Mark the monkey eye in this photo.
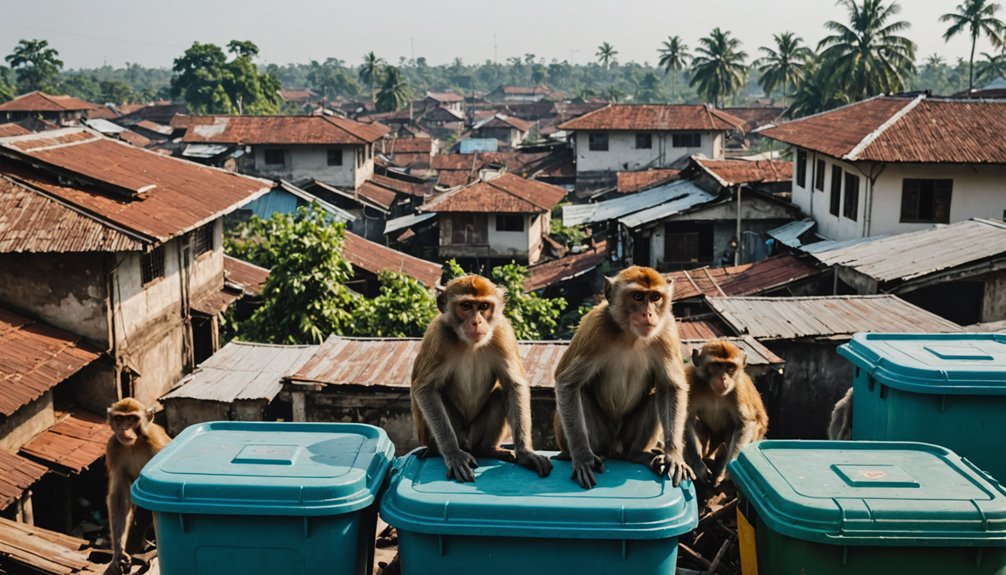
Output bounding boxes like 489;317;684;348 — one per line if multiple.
631;292;645;301
725;365;737;374
648;292;662;302
478;302;490;311
460;301;473;311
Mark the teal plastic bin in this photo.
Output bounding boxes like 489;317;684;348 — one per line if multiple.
729;440;1006;575
131;422;394;575
380;450;697;575
838;332;1006;481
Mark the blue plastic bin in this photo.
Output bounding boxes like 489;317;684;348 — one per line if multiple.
131;422;394;575
380;450;698;575
838;332;1006;481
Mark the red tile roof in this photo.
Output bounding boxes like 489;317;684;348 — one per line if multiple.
692;158;793;187
0;124;31;137
525;243;607;292
759;96;1006;164
224;255;269;296
180;115;390;145
559;104;747;132
0;451;48;510
616;169;681;193
0;91;99;113
0;307;102;417
20;410;111;473
0;128;271;243
343;231;442;287
422;172;566;213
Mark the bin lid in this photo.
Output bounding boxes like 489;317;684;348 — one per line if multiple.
379;450;697;540
131;422;394;516
728;440;1006;546
838;333;1006;395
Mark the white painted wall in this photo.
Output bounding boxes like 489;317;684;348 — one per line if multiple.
251;144;374;189
573;131;721;173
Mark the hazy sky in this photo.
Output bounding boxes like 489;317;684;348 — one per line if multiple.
0;1;994;70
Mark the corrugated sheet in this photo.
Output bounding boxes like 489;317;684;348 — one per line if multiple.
0;516;102;574
190;286;242;316
768;218;815;248
20;410;111;474
707;295;962;341
0;307;102;417
616;169;680;193
618;185;719;228
719;255;822;297
370;174;431;198
0;451;48;510
565;180;709;226
164;341;319;402
559;104;746;132
677;318;733;340
667;265;751;301
525;244;607;292
384;212;437;235
81;118;124;135
422;172;566;214
343;231;442;287
0;91;98;112
693;158;792;187
224;255;269;296
0;123;32;137
355;180;399;210
809;218;1006;283
180;115;389;145
271;180;356;222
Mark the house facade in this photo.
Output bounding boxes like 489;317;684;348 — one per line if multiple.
0;91;99;126
470;114;533;148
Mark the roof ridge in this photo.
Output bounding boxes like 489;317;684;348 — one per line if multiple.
320;115;367;144
845;94;925;161
757;94;890;134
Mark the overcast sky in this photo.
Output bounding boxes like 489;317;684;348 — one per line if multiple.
0;1;994;70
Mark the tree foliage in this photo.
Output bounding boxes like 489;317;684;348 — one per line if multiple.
355;271;438;337
376;65;410;112
359;51;386;105
690;28;748;106
6;39;63;93
755;32;813;104
596;42;618;69
170;40;280;114
941;0;1004;92
657;35;690;101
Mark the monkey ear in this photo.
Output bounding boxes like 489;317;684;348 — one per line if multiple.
739;350;748;368
436;290;448;313
691;348;701;365
603;277;614;301
145;408;155;423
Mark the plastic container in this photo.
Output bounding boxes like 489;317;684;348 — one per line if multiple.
380;449;698;574
131;421;394;575
729;440;1006;575
838;332;1006;481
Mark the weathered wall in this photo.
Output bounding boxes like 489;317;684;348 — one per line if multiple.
163;398;269;436
250;144;374;189
760;340;853;439
70;361;117;414
574;130;721;173
981;270;1006;323
0;392;55;452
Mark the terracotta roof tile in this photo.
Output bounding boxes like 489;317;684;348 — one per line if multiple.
422;172;566;213
0;451;48;510
616;169;681;193
180;115;389;145
559;104;747;132
692;158;793;186
343;231;441;287
224;255;269;296
20;410;111;473
0;91;99;113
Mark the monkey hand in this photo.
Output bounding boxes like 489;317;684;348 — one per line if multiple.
652;450;696;487
516;448;553;477
443;450;479;482
571;451;605;489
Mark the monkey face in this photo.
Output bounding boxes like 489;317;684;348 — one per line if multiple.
455;299;494;345
627;290;666;339
707;363;737;395
111;413;142;446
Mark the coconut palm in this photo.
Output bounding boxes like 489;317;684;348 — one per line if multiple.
375;66;410;112
754;32;813;106
977;50;1006;83
689;28;748;107
787;63;851;118
941;0;1004;92
358;51;385;105
657;36;690;101
596;42;618;69
818;0;916;100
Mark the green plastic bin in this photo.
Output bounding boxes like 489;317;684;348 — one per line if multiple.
380;449;698;575
131;421;394;575
838;332;1006;481
729;440;1006;575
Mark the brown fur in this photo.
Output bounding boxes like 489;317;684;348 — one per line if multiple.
554;266;695;488
828;387;853;440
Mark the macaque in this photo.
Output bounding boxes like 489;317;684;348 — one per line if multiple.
828;387;853;440
411;274;552;482
554;266;694;489
684;340;768;487
105;398;170;574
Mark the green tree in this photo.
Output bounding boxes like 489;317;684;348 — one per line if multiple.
657;36;690;100
170;40;280;115
355;271;438;337
224;41;281;114
818;0;916;101
6;39;63;93
359;51;385;106
977;50;1006;82
605;84;625;103
491;262;567;340
690;28;748;106
786;62;850;118
755;32;813;105
941;0;1004;92
99;80;134;104
596;42;618;69
635;71;664;103
375;65;410;112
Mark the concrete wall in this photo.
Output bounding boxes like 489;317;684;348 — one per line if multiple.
250;144;375;189
0;392;55;452
163;398;268;436
439;213;546;263
573;130;722;173
982;271;1006;323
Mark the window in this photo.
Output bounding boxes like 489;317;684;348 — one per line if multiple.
193;223;213;256
672;133;701;148
263;148;286;166
829;165;842;216
327;148;343;166
450;214;488;244
843;172;859;221
901;179;952;223
814;159;825;191
495;214;524;232
588;133;608;151
635;133;652;149
796;149;807;188
141;246;165;285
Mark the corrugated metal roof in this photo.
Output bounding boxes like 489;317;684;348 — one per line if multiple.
384;211;437;235
190;286;242;316
677;318;734;340
180;115;389;145
616;169;681;193
719;255;822;297
271;180;356;222
617;185;718;228
768;218;815;248
81;118;124;135
0;451;48;510
525;244;607;292
0;91;98;113
224;255;269;296
0;123;32;137
163;341;319;402
0;517;103;574
422;172;566;214
0;306;102;417
808;218;1006;283
559;104;747;132
564;180;710;226
691;157;792;187
343;231;442;287
181;143;231;158
287;334;783;390
707;295;962;341
20;410;111;474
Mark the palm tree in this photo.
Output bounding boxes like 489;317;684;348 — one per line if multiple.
358;51;385;106
787;63;851;118
376;66;410;112
689;28;748;107
596;42;618;69
657;36;690;101
941;0;1004;92
818;0;916;100
977;50;1006;83
754;32;813;106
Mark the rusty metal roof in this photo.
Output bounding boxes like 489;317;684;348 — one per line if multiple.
191;286;242;316
559;104;747;132
666;255;822;301
422;172;566;213
0;306;102;417
20;410;111;474
426;92;464;102
343;231;442;287
476;114;534;132
616;169;680;193
0;91;99;113
707;295;962;341
0;517;102;574
224;255;269;296
525;244;607;292
384;137;432;154
677;317;734;340
0;123;31;137
287;334;782;390
180;114;389;145
0;451;48;510
0;128;271;244
691;157;793;187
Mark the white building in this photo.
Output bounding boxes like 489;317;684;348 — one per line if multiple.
760;95;1006;241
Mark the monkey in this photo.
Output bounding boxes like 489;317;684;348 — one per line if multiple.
411;274;552;482
105;398;170;574
553;266;695;489
684;340;768;487
828;387;853;440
